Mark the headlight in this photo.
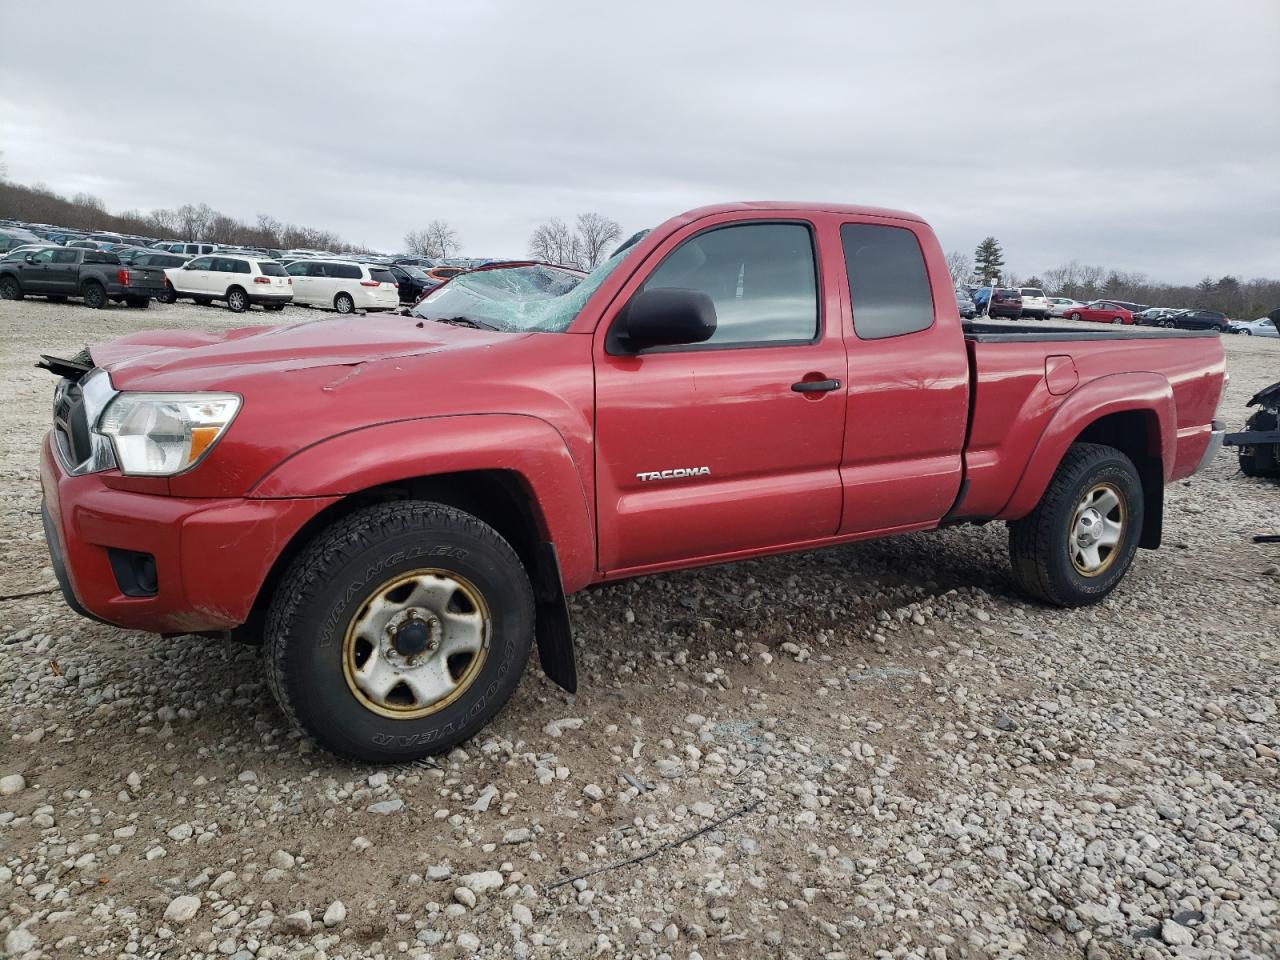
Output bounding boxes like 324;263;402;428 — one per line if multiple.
97;393;241;476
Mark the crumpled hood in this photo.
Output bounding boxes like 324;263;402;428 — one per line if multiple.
93;315;525;390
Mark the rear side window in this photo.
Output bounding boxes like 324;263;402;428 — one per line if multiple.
331;263;362;280
53;250;78;264
640;222;818;346
258;261;287;277
85;251;120;265
232;259;251;274
841;223;935;340
369;267;396;283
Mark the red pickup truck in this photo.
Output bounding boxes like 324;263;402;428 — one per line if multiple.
38;202;1227;762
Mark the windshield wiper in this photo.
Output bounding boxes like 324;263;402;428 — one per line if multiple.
427;315;499;331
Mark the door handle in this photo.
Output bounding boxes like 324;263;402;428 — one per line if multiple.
791;378;841;393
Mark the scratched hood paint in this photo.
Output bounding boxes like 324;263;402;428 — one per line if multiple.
94;315;528;389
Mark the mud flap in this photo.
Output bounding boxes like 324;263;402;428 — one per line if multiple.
532;542;577;693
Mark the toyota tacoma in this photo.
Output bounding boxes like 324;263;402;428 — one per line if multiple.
38;202;1227;762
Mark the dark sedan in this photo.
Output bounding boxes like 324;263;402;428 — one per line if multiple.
1162;309;1230;333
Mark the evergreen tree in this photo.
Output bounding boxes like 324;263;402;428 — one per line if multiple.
973;237;1005;285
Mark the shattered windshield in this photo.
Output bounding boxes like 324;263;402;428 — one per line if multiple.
409;230;649;333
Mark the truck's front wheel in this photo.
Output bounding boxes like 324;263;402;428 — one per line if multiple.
264;501;535;763
1008;443;1143;607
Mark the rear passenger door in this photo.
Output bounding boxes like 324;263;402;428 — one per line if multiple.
48;249;81;292
836;220;970;533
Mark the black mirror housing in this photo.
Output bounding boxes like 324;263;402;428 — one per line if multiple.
616;288;717;352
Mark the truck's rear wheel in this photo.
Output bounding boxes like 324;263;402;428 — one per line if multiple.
264;501;535;763
82;282;107;309
1008;443;1143;607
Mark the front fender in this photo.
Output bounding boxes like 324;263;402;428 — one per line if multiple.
248;414;596;591
998;373;1175;520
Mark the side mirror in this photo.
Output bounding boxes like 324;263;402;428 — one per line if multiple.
616;288;717;352
24;254;36;264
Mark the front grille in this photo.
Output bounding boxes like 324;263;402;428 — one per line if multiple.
51;367;116;475
53;376;93;466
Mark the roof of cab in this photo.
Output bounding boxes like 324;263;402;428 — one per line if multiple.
674;201;925;224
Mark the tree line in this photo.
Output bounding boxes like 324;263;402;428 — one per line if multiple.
950;237;1278;319
0;178;372;253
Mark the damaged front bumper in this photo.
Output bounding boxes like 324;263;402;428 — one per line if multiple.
40;432;338;633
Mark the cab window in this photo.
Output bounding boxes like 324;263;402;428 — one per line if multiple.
639;222;818;347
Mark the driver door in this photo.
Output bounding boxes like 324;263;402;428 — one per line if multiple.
592;217;847;573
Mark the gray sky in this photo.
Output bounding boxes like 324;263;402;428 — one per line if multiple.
2;0;1278;282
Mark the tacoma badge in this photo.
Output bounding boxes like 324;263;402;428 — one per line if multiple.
635;466;711;482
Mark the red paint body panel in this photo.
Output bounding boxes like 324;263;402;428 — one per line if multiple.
39;202;1227;635
41;434;337;632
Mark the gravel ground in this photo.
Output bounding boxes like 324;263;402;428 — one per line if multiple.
1;298;1277;960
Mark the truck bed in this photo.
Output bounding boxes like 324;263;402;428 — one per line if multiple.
963;321;1218;343
953;320;1226;521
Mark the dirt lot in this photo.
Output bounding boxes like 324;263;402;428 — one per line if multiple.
1;298;1277;960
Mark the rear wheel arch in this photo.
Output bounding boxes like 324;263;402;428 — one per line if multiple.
1000;375;1176;535
1073;410;1164;548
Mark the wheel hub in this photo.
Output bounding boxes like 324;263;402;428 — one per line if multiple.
387;609;440;660
342;570;490;719
1075;508;1103;545
1069;482;1126;577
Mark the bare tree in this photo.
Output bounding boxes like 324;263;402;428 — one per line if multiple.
575;212;621;269
529;217;581;266
404;220;461;259
426;219;459;258
944;250;972;288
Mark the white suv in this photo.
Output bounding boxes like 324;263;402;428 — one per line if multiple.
165;255;294;312
284;259;400;313
1018;287;1050;320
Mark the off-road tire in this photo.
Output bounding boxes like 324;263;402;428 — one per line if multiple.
264;501;535;763
1008;443;1143;607
226;287;249;313
82;282;107;309
0;277;21;300
1239;410;1279;477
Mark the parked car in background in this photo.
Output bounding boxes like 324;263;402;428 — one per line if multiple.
153;241;218;257
973;287;1024;319
1134;307;1185;326
0;227;43;254
1018;287;1050;320
0;247;157;308
1161;309;1230;333
1047;297;1085;318
393;256;438;268
165;255;293;312
285;259;399;313
956;290;976;319
1064;301;1135;325
129;251;191;303
1229;316;1279;337
1108;300;1149;314
388;263;439;304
